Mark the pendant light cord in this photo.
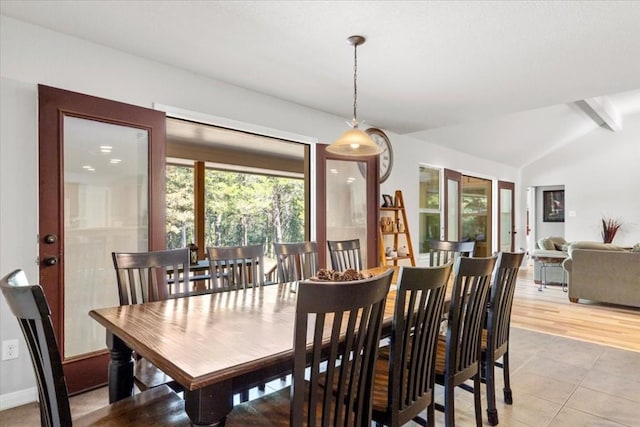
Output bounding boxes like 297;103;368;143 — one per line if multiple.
353;42;358;124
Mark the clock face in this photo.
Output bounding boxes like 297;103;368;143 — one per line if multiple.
366;128;393;182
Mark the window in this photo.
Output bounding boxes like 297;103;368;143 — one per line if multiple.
166;164;194;249
418;165;441;253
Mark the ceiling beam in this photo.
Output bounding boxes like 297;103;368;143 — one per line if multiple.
575;96;622;132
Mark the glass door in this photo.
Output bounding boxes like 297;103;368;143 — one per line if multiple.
38;85;166;393
498;180;515;252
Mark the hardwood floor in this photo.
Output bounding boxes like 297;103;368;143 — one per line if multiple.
512;264;640;352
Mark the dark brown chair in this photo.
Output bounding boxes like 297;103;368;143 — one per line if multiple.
481;251;524;425
327;238;363;271
0;269;191;427
207;244;265;291
434;256;497;427
427;239;475;267
273;241;319;282
111;248;195;391
225;269;394;426
371;264;453;427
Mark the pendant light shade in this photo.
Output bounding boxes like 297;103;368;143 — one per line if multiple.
326;35;382;156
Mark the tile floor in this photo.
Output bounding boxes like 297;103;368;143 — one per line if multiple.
1;327;638;426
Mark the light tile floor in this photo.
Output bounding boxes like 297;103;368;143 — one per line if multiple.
1;327;638;426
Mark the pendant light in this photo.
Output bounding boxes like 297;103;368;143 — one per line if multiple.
326;35;382;156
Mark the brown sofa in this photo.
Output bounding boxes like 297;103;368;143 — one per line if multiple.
562;241;640;308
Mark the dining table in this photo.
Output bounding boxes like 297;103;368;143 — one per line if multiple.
89;266;405;426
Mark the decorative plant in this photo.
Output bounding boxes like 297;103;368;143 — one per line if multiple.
601;216;622;244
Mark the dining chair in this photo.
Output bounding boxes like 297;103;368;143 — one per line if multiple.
111;247;194;391
427;239;475;267
480;251;524;425
224;269;394;426
371;263;452;427
434;255;497;427
273;241;319;282
0;269;191;427
207;244;265;291
327;238;363;271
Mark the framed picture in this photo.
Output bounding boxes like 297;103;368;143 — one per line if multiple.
382;194;394;207
543;190;565;222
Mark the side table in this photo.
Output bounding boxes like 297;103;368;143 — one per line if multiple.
532;256;567;292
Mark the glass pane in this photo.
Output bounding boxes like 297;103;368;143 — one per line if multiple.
63;116;148;359
462;176;491;257
325;160;367;267
203;169;304;264
447;179;459;241
166;164;194;249
418;213;441;253
500;187;513;251
419;166;440;210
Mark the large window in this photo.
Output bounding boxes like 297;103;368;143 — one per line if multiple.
166;164;195;248
418;165;441;253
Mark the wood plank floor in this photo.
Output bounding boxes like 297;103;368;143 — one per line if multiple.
512;265;640;352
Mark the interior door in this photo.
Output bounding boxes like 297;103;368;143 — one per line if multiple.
498;180;516;252
38;85;166;393
444;168;461;240
316;144;379;269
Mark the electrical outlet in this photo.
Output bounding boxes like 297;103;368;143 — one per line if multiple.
2;339;19;360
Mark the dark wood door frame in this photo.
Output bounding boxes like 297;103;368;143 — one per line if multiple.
316;144;380;269
498;180;516;252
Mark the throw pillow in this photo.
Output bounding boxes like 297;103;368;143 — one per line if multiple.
632;243;640;252
537;238;556;251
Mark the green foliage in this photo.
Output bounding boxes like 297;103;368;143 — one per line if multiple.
166;165;305;256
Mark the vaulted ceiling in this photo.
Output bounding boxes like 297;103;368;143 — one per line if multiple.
2;0;639;168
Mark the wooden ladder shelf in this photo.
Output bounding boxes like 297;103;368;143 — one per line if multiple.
379;190;415;267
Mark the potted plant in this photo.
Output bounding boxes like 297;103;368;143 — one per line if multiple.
601;216;622;244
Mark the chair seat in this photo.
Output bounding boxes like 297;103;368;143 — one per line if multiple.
74;384;190;426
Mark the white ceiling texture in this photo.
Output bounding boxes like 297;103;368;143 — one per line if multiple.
2;1;640;168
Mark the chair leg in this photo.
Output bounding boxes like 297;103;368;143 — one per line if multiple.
473;374;482;427
485;356;499;426
240;389;249;402
503;351;513;405
444;378;456;427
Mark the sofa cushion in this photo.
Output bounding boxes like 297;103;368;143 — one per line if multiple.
568;241;626;256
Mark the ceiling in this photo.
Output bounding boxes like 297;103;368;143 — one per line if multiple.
3;1;640;168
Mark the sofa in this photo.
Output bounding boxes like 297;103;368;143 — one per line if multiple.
532;236;569;284
562;241;640;308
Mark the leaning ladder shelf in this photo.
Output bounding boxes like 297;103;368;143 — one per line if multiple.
379;190;416;267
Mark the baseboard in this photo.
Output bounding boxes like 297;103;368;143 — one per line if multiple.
0;387;38;411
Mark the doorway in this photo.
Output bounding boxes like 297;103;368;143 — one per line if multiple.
461;175;492;257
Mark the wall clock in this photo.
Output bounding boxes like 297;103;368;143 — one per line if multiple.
366;127;393;182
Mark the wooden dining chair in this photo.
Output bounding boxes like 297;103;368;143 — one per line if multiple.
0;269;191;427
225;269;394;426
111;247;194;391
273;241;319;282
480;251;524;426
427;239;475;267
207;244;265;291
327;238;363;271
434;255;497;427
371;263;452;427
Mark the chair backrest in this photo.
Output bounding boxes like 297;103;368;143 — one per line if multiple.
486;252;525;359
273;241;319;283
327;238;363;271
292;269;393;426
445;256;496;377
427;239;475;267
207;244;265;291
387;263;452;423
112;248;192;304
1;270;73;427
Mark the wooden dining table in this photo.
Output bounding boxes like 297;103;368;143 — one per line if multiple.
89;266;401;426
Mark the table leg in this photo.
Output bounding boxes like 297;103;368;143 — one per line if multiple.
184;379;234;426
106;332;134;403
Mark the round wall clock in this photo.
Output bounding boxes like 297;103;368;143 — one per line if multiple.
366;127;393;182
